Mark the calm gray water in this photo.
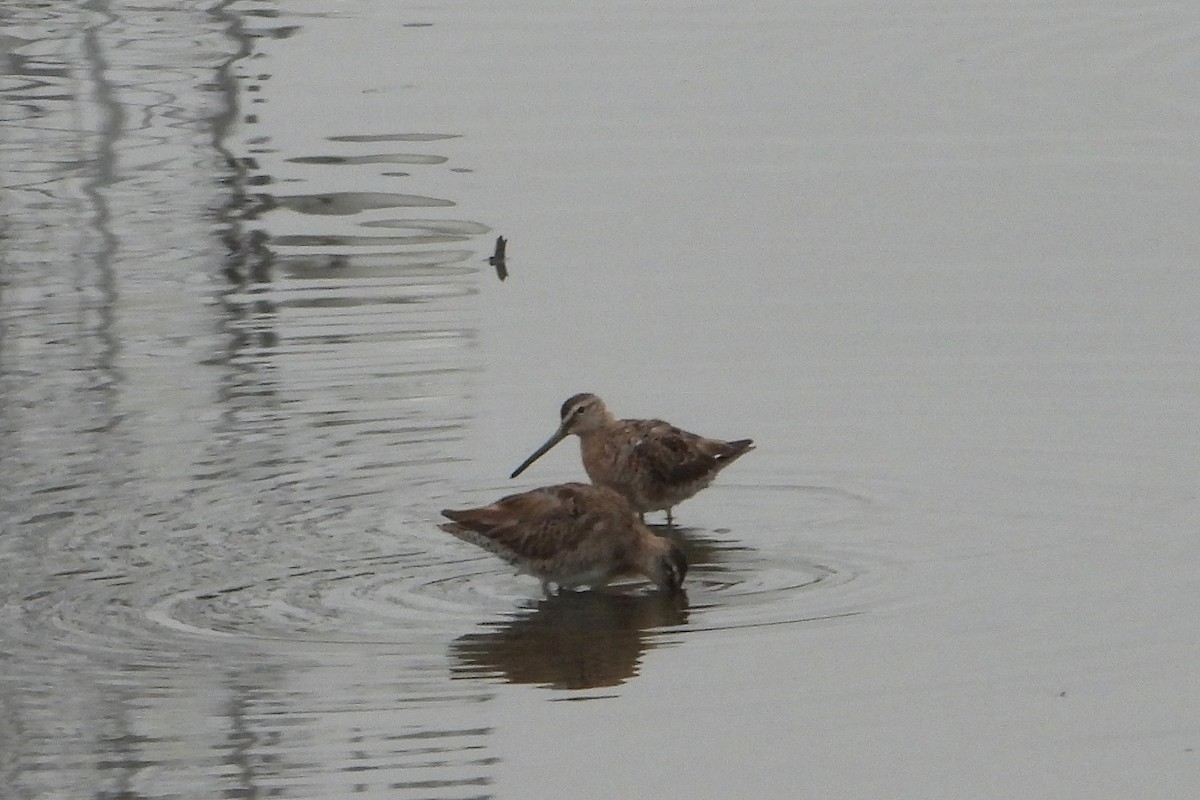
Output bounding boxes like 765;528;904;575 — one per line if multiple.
3;1;1199;798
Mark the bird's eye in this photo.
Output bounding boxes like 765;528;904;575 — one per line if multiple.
662;557;681;588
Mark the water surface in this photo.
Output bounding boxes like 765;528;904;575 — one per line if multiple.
2;1;1198;797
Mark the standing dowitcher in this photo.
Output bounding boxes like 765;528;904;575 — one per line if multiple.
509;393;754;523
440;482;687;594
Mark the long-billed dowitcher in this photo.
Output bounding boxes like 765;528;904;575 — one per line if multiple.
440;482;687;594
509;393;754;523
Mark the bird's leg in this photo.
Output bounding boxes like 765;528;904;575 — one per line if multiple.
665;507;674;526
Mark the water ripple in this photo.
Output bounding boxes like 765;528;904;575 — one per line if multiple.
1;480;893;673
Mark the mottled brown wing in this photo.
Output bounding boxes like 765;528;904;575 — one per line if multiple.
441;483;616;563
627;420;722;486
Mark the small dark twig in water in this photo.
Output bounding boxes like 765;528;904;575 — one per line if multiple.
488;235;508;281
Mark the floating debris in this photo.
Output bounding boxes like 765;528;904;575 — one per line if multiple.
488;235;508;280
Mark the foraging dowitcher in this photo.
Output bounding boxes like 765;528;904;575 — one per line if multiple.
440;482;687;594
510;393;754;523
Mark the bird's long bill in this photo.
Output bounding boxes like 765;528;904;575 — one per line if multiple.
509;428;568;479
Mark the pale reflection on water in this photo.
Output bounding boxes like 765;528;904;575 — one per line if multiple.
1;2;500;796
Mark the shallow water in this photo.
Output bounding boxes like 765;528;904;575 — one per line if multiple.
3;1;1199;797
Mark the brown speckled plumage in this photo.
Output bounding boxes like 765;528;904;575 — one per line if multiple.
440;482;687;594
510;393;754;522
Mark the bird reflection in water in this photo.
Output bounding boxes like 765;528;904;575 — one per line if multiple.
449;588;689;690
